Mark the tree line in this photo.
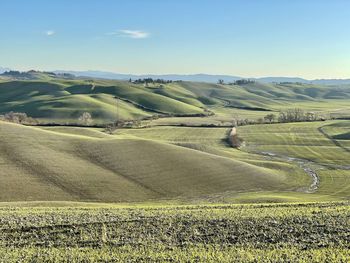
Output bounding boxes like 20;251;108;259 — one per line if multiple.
130;78;173;84
262;109;324;124
0;112;38;125
217;79;256;85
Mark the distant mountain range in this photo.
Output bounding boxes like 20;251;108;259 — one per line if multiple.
54;70;311;83
54;70;350;85
53;70;244;83
1;67;350;85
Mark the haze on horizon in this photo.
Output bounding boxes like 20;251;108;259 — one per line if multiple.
1;0;349;79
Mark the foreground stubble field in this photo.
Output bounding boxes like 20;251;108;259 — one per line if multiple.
0;202;348;262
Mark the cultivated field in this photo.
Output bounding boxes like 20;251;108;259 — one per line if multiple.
1;75;350;261
0;202;348;262
0;121;309;203
119;120;350;202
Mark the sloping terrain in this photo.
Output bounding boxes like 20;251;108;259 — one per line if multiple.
1;73;350;124
0;121;308;202
239;121;350;200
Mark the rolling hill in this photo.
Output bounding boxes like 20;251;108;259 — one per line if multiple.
1;71;350;203
1;72;350;124
0;72;350;203
0;121;309;202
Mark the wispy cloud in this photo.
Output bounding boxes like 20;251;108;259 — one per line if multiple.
107;29;150;39
45;30;55;36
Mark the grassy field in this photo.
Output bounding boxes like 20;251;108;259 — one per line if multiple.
1;74;350;261
0;202;348;262
2;74;350;125
238;121;350;200
1;118;350;203
1;120;312;203
119;121;350;202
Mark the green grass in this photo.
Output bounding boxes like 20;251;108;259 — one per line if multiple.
1;74;350;261
238;121;350;200
2;76;350;124
0;202;347;262
117;126;311;189
322;121;350;145
239;121;345;164
0;79;205;124
2;119;350;203
118;121;350;201
0;121;309;203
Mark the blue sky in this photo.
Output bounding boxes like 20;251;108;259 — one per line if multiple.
1;0;349;78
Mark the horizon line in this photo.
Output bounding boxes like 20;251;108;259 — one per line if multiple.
2;67;350;81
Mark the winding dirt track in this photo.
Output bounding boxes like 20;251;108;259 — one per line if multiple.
258;151;320;193
229;127;320;193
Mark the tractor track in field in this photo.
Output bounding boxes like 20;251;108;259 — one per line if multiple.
318;125;350;154
0;141;92;200
317;125;350;169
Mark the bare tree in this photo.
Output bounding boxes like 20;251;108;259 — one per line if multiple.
287;108;305;122
78;112;93;126
278;111;288;123
104;123;116;134
257;118;264;124
4;112;27;123
264;113;276;123
1;112;38;125
305;112;316;121
278;108;305;123
231;113;240;127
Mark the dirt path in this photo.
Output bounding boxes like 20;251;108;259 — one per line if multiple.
239;124;350;193
256;151;320;193
227;126;319;192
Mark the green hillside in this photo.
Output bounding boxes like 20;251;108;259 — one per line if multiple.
1;74;350;262
119;121;350;202
1;73;350;125
1;73;350;203
238;121;350;200
0;120;311;202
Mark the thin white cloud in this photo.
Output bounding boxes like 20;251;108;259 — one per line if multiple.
107;29;150;39
45;30;55;36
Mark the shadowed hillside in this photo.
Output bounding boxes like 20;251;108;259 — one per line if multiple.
1;73;350;124
0;121;308;202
